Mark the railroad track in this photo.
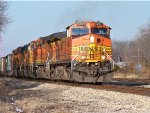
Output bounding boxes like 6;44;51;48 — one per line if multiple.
1;75;150;97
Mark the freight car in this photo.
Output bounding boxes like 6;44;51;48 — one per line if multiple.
0;57;6;75
0;21;114;83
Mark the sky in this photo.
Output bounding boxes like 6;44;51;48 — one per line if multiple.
1;1;150;56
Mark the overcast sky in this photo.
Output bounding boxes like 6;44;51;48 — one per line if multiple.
1;1;150;56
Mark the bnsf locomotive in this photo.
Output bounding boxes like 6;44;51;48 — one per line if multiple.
0;21;114;83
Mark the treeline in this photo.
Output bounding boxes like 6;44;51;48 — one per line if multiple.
112;21;150;75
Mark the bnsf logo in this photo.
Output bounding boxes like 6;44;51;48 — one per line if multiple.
79;46;102;52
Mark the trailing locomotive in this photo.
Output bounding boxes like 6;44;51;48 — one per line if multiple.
0;21;114;83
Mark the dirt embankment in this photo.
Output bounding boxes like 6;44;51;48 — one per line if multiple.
0;78;15;113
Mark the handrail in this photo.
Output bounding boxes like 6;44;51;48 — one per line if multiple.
103;48;115;69
71;53;80;62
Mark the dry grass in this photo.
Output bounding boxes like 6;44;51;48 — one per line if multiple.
113;72;150;79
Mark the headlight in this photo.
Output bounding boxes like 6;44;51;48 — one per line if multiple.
90;36;94;43
82;56;85;59
28;46;31;50
101;55;105;60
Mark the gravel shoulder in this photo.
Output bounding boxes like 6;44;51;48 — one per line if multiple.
0;76;150;113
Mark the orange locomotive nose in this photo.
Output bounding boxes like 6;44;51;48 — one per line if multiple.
71;33;112;63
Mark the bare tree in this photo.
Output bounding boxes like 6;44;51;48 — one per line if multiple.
0;1;9;33
135;23;150;66
112;40;129;62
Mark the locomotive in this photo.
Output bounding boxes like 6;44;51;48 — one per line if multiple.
0;21;114;83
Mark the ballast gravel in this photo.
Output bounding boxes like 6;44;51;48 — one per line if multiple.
25;83;150;113
0;77;150;113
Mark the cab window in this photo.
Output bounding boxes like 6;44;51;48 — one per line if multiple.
72;28;89;36
91;28;109;37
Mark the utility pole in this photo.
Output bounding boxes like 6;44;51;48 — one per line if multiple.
138;48;139;65
131;47;146;74
131;48;145;64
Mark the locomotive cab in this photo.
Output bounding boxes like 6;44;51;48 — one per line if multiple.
67;21;112;63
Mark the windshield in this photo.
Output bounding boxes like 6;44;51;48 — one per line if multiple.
91;28;108;35
72;28;89;36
